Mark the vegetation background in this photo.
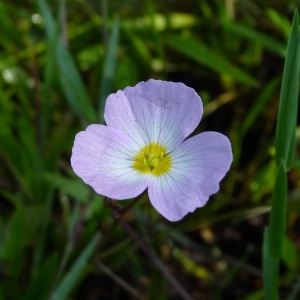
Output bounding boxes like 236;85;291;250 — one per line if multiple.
0;0;299;299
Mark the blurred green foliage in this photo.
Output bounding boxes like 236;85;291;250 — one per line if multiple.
0;0;299;299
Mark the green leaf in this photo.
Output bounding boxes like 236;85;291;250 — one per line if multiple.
99;16;120;123
2;206;28;277
37;0;56;39
263;228;279;300
275;9;300;170
41;25;58;143
166;34;257;86
38;0;97;124
281;236;299;270
240;77;280;141
56;40;97;124
50;233;101;300
0;130;32;198
268;159;287;257
223;21;286;57
43;173;92;203
266;8;291;40
24;253;59;300
0;2;24;50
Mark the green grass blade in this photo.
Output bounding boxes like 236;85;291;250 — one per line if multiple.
263;228;279;300
263;10;299;299
240;77;280;141
268;159;287;257
99;16;120;123
24;253;59;300
37;0;56;39
166;34;257;86
281;236;299;270
2;207;27;277
223;21;286;57
37;0;58;140
56;40;97;124
44;173;91;203
41;32;58;142
50;233;101;300
38;0;96;124
266;8;291;40
275;9;300;170
0;132;32;198
0;3;23;49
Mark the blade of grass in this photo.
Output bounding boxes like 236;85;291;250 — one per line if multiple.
56;38;97;124
263;228;279;300
145;0;164;62
220;247;253;290
3;206;28;277
275;9;300;170
99;16;120;123
281;236;300;271
50;232;101;300
24;253;59;300
172;247;210;281
166;34;258;87
38;0;96;125
240;77;280;141
44;173;92;203
37;0;56;39
266;8;291;40
38;6;58;142
222;21;286;57
263;9;300;299
51;204;80;290
0;131;32;198
268;159;287;257
233;77;280;165
0;2;24;49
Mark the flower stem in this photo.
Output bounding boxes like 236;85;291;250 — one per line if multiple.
119;219;193;300
96;260;145;300
100;193;146;248
103;192;145;220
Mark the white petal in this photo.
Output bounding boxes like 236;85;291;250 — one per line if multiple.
105;79;203;151
148;132;232;221
71;124;148;199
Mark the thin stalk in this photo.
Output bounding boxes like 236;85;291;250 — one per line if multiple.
120;219;193;300
96;260;146;300
99;193;146;249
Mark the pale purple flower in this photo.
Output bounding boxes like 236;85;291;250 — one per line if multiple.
71;79;232;221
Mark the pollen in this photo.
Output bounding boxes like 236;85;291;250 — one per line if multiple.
133;143;171;176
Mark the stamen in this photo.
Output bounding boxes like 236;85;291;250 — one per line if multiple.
133;142;171;176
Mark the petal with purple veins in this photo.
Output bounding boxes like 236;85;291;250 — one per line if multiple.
71;124;149;199
105;79;203;151
148;132;232;221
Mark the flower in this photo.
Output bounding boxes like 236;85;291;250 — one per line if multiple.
71;79;232;221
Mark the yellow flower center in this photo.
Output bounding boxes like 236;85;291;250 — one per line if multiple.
133;143;171;176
